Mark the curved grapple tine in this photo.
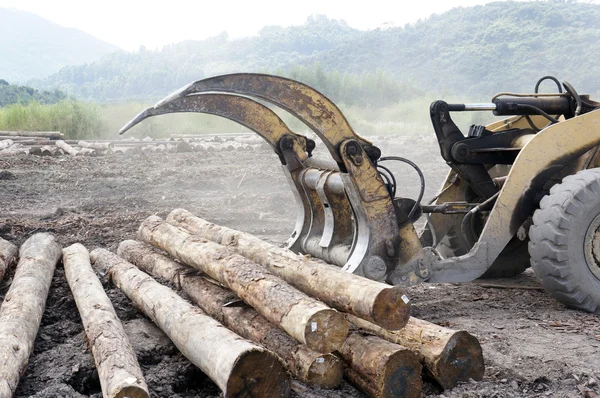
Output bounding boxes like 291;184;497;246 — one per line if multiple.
154;73;373;168
119;92;316;255
119;93;309;160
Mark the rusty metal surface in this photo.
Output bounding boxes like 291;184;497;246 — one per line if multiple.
119;93;310;158
339;140;423;280
153;73;374;167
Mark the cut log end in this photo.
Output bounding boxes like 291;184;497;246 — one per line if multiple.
371;287;411;330
304;309;349;353
342;333;423;398
227;349;291;398
382;350;423;398
113;385;149;398
434;331;485;389
303;352;344;389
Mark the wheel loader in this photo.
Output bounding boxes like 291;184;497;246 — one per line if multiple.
120;74;600;314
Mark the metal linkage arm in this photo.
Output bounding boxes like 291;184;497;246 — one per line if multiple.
426;109;600;282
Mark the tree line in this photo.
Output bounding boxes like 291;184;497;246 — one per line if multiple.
0;80;68;107
30;1;600;105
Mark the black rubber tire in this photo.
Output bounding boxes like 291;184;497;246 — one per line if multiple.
529;168;600;314
437;225;530;278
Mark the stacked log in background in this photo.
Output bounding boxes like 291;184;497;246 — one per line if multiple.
0;132;270;157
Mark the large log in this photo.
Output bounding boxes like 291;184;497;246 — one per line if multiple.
63;244;149;398
40;146;58;156
166;209;411;330
90;248;290;398
118;240;344;388
55;140;79;156
138;216;348;353
77;148;98;157
347;314;484;390
0;238;18;282
0;131;63;139
0;140;13;150
28;146;43;156
78;141;113;150
0;144;28;155
0;233;62;396
341;333;422;398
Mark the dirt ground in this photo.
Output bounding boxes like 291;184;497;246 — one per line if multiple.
0;134;599;398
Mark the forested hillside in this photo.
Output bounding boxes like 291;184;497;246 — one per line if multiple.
0;80;67;107
33;1;600;103
0;8;119;83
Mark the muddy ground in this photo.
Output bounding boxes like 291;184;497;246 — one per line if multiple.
0;134;599;398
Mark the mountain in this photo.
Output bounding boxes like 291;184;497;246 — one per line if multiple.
31;2;600;102
32;15;360;102
0;8;120;83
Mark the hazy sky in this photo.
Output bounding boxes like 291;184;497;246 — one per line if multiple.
0;0;509;50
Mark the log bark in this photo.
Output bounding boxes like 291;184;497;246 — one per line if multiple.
78;141;113;150
166;208;411;330
0;144;28;155
0;131;63;139
118;240;344;388
0;233;62;396
63;244;149;398
347;314;485;390
39;146;56;156
77;148;97;157
90;248;290;398
28;146;42;156
0;238;18;282
0;140;13;150
55;140;79;156
138;216;348;353
340;333;422;398
114;146;142;155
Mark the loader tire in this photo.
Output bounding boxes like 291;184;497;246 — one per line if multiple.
528;168;600;314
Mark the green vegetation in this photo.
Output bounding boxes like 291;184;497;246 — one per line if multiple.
0;80;68;107
0;8;119;83
4;1;598;140
0;96;495;140
32;1;600;103
0;101;104;140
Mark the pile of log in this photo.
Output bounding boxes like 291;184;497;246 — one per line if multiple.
0;209;484;397
0;132;270;157
96;209;484;397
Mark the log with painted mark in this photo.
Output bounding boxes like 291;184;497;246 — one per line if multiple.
117;239;344;389
166;208;411;330
347;314;485;390
90;248;290;398
341;333;423;398
137;216;349;353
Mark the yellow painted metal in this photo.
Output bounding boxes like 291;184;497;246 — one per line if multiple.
155;73;374;166
120;93;308;158
476;109;600;264
487;115;549;132
339;140;423;279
